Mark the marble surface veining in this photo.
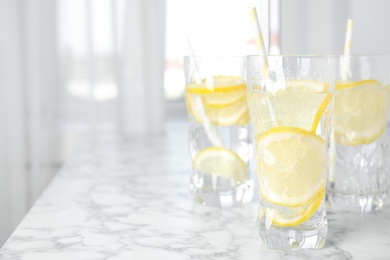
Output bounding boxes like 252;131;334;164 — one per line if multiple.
1;122;390;260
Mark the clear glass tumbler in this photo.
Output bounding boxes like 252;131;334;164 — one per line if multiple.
327;55;390;212
247;55;335;249
184;56;254;207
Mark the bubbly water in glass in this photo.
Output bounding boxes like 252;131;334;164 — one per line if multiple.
184;56;254;208
249;91;331;249
258;199;328;249
326;55;390;213
246;55;335;250
327;129;389;212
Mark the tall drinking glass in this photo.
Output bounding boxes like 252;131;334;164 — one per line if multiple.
184;56;254;207
247;55;335;249
327;55;390;212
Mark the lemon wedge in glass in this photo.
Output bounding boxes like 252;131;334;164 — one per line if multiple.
258;189;324;227
333;79;390;146
193;147;247;183
248;91;332;135
256;126;327;207
185;76;249;126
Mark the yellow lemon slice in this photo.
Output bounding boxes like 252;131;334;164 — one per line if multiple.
335;79;380;90
185;92;203;122
284;80;330;92
204;88;246;108
186;76;246;94
333;79;390;146
185;76;249;126
258;189;324;227
204;98;249;126
272;92;332;133
236;111;251;126
193;147;247;183
248;91;332;135
250;80;329;92
256;126;327;207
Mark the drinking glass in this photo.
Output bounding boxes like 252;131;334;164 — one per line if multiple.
184;56;254;207
327;55;390;212
247;55;335;249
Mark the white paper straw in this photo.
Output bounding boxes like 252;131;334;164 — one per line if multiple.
342;19;354;81
249;7;269;79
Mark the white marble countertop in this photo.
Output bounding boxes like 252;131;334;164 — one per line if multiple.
1;122;390;260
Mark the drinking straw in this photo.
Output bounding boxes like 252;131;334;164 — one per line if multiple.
342;19;354;80
249;7;267;56
249;7;269;79
186;36;224;147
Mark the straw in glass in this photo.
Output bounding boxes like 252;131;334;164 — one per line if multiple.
342;19;354;81
249;7;269;82
249;7;267;56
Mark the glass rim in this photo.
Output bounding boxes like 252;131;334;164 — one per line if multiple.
337;54;390;61
338;53;390;57
183;55;246;60
246;54;336;59
246;54;390;59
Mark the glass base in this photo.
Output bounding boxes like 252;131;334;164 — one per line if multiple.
326;188;388;213
190;179;254;208
258;218;327;250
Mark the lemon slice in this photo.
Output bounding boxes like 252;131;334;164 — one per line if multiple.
248;91;332;135
259;189;324;227
185;76;249;126
284;80;330;92
333;79;390;146
256;126;327;207
204;88;246;108
272;92;332;132
236;111;250;126
194;147;247;182
186;76;246;94
185;92;203;122
252;80;329;92
204;98;249;126
335;79;380;90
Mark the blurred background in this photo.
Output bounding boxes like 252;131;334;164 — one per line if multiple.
0;0;390;245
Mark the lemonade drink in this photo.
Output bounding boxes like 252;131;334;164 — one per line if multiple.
327;55;390;212
247;55;335;249
184;56;254;207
